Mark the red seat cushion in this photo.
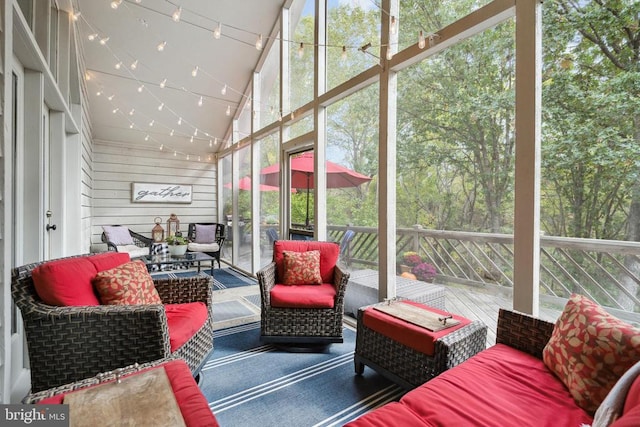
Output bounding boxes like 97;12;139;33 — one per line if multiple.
165;302;209;352
87;252;131;272
344;402;429;427
270;283;337;308
362;301;471;356
399;344;592;427
274;241;339;284
32;257;100;306
36;359;219;427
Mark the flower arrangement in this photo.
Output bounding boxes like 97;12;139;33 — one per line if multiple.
402;251;423;267
166;235;188;245
412;262;437;282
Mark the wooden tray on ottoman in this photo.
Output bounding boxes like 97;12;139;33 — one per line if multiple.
354;302;488;389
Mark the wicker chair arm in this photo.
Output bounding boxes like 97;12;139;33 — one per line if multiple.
333;263;350;310
496;308;555;360
153;275;213;306
435;320;488;370
130;230;153;248
256;262;277;309
23;304;171;392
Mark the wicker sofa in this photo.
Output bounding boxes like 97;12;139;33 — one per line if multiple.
346;307;640;427
11;252;214;393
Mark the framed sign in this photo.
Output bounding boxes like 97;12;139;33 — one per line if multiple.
131;183;192;204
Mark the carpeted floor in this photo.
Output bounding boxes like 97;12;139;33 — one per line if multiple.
200;322;404;427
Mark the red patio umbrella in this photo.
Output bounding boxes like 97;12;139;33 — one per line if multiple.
260;152;372;226
224;176;281;192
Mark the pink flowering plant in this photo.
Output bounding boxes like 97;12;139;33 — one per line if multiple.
402;251;423;267
412;262;437;282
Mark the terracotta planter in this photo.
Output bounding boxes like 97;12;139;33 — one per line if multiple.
399;264;412;274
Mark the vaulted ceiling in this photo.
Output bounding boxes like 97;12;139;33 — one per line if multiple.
75;0;285;158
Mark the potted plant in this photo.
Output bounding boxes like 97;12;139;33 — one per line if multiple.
166;235;189;256
398;251;422;273
412;262;437;282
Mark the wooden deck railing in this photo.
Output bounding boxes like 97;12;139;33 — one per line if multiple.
328;225;640;313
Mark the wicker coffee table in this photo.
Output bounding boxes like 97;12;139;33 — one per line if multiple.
354;301;488;389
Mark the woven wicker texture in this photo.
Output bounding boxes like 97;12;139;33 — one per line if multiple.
496;308;555;359
354;304;487;389
256;253;350;343
101;228;152;251
11;254;214;393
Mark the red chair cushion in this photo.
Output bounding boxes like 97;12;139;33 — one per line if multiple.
35;359;219;427
362;301;471;356
32;257;100;306
270;283;337;308
274;241;339;284
87;252;131;272
166;302;209;352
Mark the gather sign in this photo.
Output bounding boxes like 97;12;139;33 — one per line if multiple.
131;183;192;203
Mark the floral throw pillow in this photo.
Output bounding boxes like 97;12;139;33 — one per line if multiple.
282;250;322;285
542;293;640;414
93;260;162;305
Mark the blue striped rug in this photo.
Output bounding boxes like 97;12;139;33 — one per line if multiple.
151;267;257;290
200;322;404;426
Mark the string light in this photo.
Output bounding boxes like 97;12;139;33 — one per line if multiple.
99;37;110;45
112;108;119;114
130;60;138;70
137;84;144;92
158;103;164;111
110;0;122;9
418;31;425;49
198;156;201;162
214;23;222;39
107;94;115;101
390;16;397;35
129;123;134;128
197;96;203;106
255;34;263;50
149;119;155;126
190;136;194;143
88;33;98;41
85;72;91;81
186;154;190;160
115;61;122;69
96;90;102;96
214;137;218;145
226;105;231;116
341;45;347;61
191;66;199;77
160;78;167;88
194;128;198;136
178;117;183;125
144;134;150;141
386;46;393;61
72;12;81;21
221;84;227;95
129;109;135;115
209;139;213;147
157;41;167;51
172;6;182;22
170;129;175;136
298;42;304;58
174;151;177;156
160;144;164;150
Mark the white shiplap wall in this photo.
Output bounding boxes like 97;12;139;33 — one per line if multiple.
91;141;217;248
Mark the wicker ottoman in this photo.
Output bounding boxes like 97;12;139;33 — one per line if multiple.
354;301;488;389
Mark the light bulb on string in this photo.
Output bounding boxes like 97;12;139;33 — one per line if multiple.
390;16;397;35
341;46;347;61
225;105;231;116
191;66;199;77
115;61;122;69
107;95;115;101
144;134;150;141
157;41;167;51
158;103;164;111
174;151;177;157
110;0;122;9
85;72;92;81
197;96;203;107
418;31;425;49
209;139;213;147
198;156;201;162
72;12;81;21
194;128;198;136
99;37;110;45
160;144;164;151
129;123;134;128
130;60;138;70
386;46;393;61
149;120;154;127
255;34;263;50
112;108;119;114
214;137;218;145
172;6;182;22
160;78;167;88
170;129;175;136
129;109;135;115
178;117;183;125
190;136;194;143
298;42;304;58
88;33;98;41
96;90;102;96
214;23;222;39
137;84;144;92
221;84;227;95
186;154;190;160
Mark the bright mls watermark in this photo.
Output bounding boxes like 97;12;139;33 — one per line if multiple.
1;405;68;426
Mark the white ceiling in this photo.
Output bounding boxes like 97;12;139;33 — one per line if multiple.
75;0;285;157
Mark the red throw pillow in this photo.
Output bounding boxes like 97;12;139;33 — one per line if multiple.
93;260;162;305
282;250;322;285
32;257;100;306
542;294;640;414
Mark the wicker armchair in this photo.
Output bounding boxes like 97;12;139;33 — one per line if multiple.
256;240;349;344
187;223;225;268
11;254;214;393
101;225;152;258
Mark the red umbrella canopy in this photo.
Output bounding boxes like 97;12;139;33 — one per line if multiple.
224;176;281;192
260;152;371;189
